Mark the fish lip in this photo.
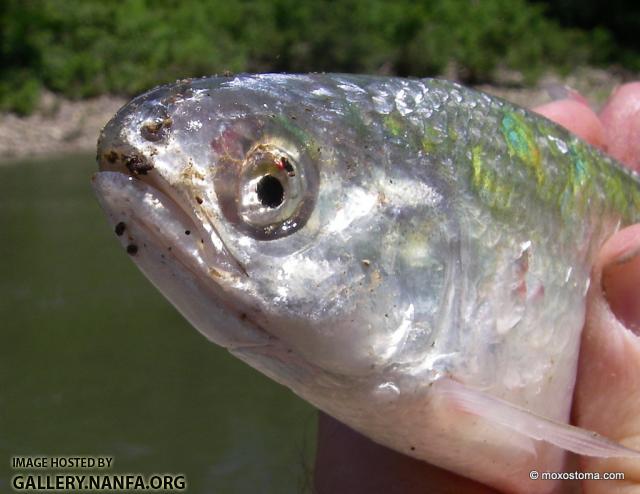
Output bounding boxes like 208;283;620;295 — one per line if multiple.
91;170;272;349
92;170;232;275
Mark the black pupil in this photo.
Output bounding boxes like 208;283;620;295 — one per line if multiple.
256;175;284;208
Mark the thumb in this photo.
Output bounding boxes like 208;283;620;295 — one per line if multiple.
574;224;640;493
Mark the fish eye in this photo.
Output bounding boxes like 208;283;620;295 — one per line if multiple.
214;137;318;240
256;175;284;208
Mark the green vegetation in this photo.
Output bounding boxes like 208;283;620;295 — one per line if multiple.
535;0;640;70
0;0;630;115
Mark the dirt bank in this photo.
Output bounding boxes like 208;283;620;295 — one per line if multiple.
0;68;630;163
0;91;126;163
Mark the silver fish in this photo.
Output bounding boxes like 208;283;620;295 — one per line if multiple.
93;74;640;493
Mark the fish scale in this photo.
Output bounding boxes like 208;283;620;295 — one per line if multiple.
93;74;640;493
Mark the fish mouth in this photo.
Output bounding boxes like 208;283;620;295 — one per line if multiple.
91;170;272;350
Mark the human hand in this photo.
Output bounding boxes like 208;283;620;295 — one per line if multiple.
314;83;640;494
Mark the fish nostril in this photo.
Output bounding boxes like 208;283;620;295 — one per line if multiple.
123;153;154;176
140;115;172;142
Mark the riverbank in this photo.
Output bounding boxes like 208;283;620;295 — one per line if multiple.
0;68;631;163
0;91;126;163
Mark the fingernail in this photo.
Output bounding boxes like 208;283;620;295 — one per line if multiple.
602;247;640;335
543;84;589;106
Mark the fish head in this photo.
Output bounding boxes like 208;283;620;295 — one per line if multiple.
94;74;448;391
95;74;640;492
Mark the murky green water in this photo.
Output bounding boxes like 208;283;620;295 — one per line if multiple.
0;154;316;493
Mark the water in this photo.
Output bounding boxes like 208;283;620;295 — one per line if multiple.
0;154;316;493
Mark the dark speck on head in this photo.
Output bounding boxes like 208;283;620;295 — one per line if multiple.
114;221;126;236
126;244;138;255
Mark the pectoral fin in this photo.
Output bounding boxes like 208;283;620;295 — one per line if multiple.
433;378;640;458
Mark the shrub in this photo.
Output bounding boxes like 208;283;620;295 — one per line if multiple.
0;0;628;114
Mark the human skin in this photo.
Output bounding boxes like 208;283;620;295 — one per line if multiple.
314;83;640;494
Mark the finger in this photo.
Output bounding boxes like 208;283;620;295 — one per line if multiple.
534;93;640;494
573;225;640;494
599;83;640;172
533;99;606;150
314;413;498;494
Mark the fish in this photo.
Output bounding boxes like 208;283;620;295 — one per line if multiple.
93;74;640;493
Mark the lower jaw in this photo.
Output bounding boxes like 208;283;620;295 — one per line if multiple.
92;170;271;349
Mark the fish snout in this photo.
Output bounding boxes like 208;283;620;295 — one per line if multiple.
97;100;173;176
